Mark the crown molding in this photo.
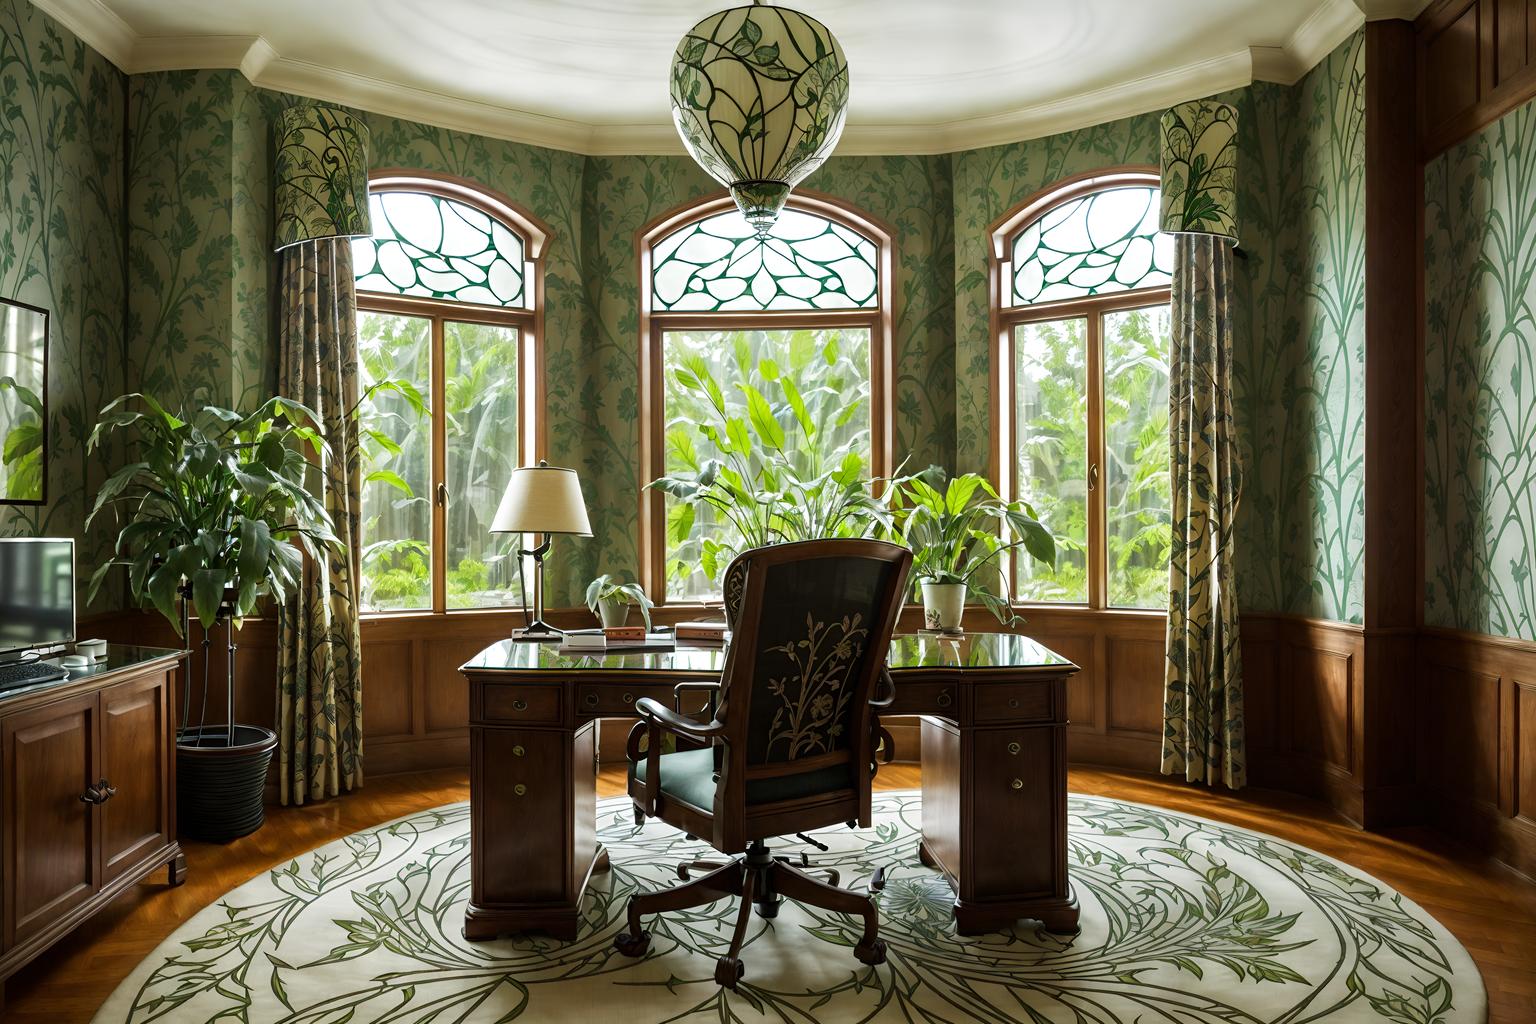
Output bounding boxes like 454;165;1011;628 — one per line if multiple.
25;0;1386;156
1251;0;1365;84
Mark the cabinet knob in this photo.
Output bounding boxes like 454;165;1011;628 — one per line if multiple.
79;779;115;804
1008;742;1021;755
512;699;528;712
514;783;527;797
936;691;952;709
512;745;525;757
622;692;635;705
1010;778;1023;790
584;692;600;707
1008;697;1020;709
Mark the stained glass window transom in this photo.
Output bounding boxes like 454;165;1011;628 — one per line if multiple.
353;191;529;308
1007;185;1171;306
650;207;878;312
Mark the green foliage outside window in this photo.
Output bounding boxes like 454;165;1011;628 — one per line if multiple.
651;327;890;599
355;312;525;612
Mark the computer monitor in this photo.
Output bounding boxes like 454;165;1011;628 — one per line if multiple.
0;538;76;658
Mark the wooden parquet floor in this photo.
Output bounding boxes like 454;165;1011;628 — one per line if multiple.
5;765;1532;1022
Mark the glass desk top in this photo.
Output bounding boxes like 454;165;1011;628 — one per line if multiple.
462;632;1074;674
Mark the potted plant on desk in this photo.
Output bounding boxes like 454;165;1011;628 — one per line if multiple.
586;574;653;629
86;392;339;842
896;469;1056;632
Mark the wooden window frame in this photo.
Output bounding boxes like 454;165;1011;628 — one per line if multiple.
637;189;896;607
356;169;551;617
988;167;1170;613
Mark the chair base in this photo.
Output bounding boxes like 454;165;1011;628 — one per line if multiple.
612;839;886;988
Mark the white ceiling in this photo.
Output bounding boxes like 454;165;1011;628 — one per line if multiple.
30;0;1431;155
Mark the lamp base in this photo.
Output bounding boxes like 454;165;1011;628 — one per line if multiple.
511;620;564;643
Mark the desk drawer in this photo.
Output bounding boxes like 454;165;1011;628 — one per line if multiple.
887;681;957;717
576;682;676;717
974;682;1053;723
481;683;562;724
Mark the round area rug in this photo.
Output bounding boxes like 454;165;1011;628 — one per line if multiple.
93;792;1485;1023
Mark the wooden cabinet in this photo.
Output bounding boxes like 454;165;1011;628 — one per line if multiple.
0;648;184;1009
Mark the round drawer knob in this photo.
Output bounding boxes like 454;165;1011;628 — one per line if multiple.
1010;778;1023;790
936;692;952;709
514;784;527;797
584;692;600;707
512;745;525;757
512;699;528;712
622;692;635;705
1008;697;1020;709
1008;742;1021;755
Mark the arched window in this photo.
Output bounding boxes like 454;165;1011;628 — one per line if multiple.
639;192;894;604
353;171;547;614
992;169;1172;610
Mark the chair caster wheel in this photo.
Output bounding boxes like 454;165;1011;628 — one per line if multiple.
714;956;745;988
854;938;887;966
676;863;691;880
632;806;645;827
613;930;651;958
753;896;781;919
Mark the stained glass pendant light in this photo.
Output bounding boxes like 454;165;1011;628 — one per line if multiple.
670;1;850;238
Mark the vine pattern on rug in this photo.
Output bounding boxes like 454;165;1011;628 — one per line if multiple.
101;793;1478;1024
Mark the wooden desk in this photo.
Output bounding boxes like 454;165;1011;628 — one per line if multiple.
459;632;1079;940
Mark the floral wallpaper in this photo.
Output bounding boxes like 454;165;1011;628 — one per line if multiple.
0;0;126;610
1233;34;1366;623
1424;96;1536;640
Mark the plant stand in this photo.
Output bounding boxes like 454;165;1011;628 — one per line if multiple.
175;593;277;842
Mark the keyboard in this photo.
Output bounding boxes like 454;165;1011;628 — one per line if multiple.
0;660;70;693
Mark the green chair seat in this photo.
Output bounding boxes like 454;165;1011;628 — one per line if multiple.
633;748;853;811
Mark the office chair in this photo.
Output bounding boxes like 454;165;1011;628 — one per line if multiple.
613;538;911;988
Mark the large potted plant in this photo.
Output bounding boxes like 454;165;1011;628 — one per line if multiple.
87;392;339;842
896;469;1055;631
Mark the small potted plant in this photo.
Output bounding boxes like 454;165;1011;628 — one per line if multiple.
897;468;1055;632
585;574;653;629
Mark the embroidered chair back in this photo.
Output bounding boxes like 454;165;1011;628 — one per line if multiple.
715;539;910;839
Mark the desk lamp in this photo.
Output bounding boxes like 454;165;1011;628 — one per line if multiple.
491;461;592;641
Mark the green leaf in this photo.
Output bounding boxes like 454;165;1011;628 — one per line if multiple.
739;384;784;449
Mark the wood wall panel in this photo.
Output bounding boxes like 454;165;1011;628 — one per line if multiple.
1289;647;1354;772
1419;0;1536;155
1417;628;1536;880
363;641;415;740
1104;637;1164;737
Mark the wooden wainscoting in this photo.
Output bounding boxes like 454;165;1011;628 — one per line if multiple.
1417;626;1536;880
1417;0;1536;157
1242;614;1367;823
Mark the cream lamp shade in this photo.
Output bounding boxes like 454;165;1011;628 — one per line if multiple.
491;463;592;537
670;2;850;237
273;105;373;252
1158;99;1239;243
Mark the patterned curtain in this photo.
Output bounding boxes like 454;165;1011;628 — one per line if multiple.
276;239;364;805
1161;233;1245;788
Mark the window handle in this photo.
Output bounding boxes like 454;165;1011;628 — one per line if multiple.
1088;463;1099;491
436;482;448;508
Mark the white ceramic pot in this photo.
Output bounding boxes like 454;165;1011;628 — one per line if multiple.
920;582;966;632
598;598;630;628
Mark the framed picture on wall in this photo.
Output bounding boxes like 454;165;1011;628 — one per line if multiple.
0;296;49;505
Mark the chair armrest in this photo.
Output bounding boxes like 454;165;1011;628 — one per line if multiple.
870;668;896;709
636;697;724;741
674;681;721;719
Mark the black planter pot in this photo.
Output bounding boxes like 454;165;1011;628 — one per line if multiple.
177;725;278;843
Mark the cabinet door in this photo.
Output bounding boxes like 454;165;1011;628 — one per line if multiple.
100;671;172;884
473;728;570;905
2;692;99;947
